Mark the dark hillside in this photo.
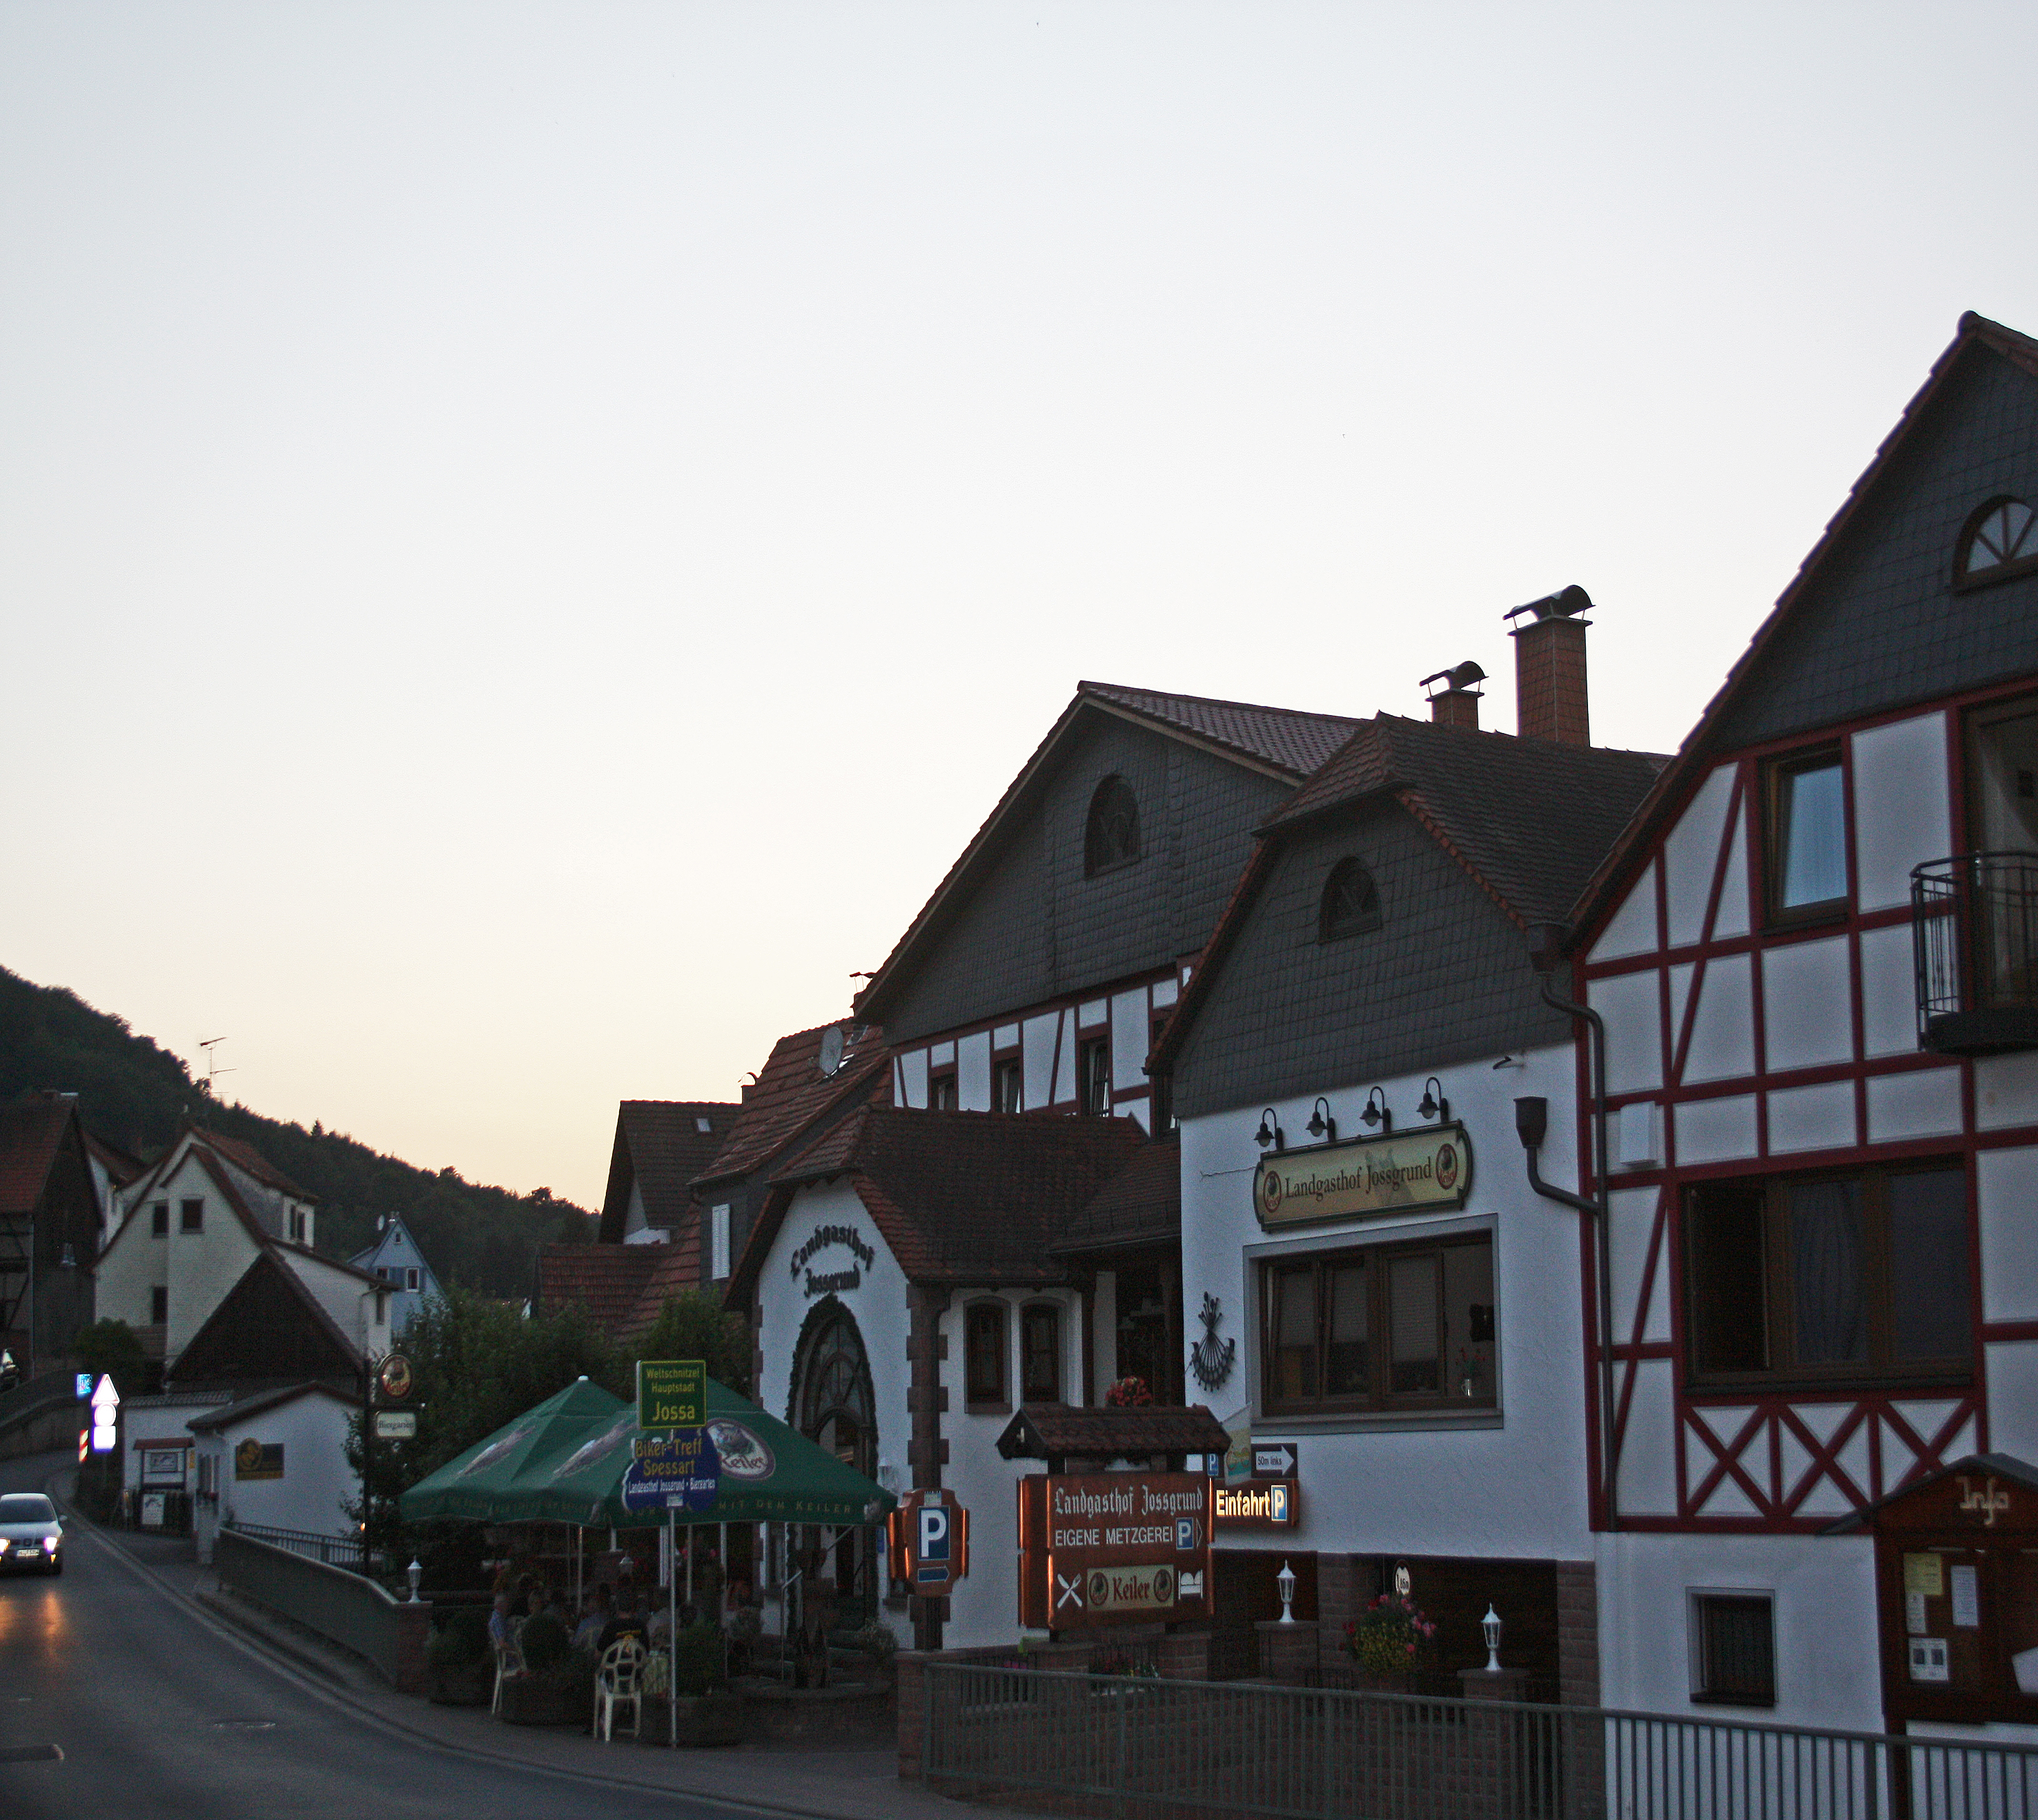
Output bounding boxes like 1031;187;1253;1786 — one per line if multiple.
0;966;589;1298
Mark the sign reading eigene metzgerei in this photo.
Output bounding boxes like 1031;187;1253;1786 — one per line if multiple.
1253;1123;1471;1229
1017;1473;1213;1631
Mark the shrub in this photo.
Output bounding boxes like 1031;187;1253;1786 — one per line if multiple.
671;1622;726;1696
518;1612;571;1675
427;1605;489;1669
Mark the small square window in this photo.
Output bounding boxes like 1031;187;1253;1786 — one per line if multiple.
150;1203;168;1237
150;1286;168;1325
1079;1039;1111;1117
1765;749;1848;921
179;1198;204;1233
929;1070;958;1112
1692;1592;1776;1706
994;1057;1023;1115
405;1266;420;1292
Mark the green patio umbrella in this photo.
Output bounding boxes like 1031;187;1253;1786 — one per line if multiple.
400;1375;894;1529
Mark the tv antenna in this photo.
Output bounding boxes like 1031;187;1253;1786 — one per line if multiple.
199;1037;237;1092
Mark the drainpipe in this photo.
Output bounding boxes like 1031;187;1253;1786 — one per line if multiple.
1516;923;1620;1533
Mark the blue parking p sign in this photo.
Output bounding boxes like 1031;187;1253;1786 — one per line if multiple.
917;1503;952;1584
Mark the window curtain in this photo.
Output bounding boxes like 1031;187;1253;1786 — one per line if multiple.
1789;1180;1865;1363
1781;764;1847;906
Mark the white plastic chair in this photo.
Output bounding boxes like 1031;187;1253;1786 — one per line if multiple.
596;1638;645;1743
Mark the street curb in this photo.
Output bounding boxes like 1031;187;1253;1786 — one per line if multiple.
193;1585;387;1696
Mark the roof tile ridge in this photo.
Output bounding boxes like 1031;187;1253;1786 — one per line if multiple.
1079;679;1363;725
1393;787;1528;931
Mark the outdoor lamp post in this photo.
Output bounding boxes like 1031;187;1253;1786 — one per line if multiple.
1482;1604;1502;1672
407;1558;423;1603
1277;1560;1296;1624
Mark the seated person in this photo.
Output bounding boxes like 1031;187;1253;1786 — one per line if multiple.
645;1598;673;1649
597;1592;648;1656
571;1584;612;1652
487;1593;523;1671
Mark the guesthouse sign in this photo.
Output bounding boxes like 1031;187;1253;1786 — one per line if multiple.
1017;1472;1213;1631
790;1223;876;1298
1253;1124;1472;1229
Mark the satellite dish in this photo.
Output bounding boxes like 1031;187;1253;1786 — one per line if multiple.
817;1026;845;1077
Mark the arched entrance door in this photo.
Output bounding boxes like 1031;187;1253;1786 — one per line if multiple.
790;1298;879;1621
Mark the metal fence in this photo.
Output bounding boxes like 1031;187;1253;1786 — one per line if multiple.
226;1520;374;1569
215;1526;408;1686
1912;852;2038;1047
920;1662;2038;1820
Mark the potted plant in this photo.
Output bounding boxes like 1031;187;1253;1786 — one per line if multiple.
642;1623;743;1747
426;1606;493;1706
1344;1593;1437;1692
498;1614;593;1726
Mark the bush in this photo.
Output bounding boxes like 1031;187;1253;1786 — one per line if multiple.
672;1622;726;1696
427;1605;489;1669
850;1621;896;1665
518;1612;571;1675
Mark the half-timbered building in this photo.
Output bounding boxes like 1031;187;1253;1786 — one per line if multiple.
1564;313;2038;1736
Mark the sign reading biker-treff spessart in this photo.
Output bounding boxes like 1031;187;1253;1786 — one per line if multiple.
1252;1124;1472;1229
1017;1473;1213;1631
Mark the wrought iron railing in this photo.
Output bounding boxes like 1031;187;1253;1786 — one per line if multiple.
1913;853;2038;1053
920;1661;2038;1820
224;1519;377;1571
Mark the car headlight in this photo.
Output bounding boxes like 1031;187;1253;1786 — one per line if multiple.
43;1537;59;1552
0;1538;10;1554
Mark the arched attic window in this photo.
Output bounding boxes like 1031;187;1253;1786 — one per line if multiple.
1957;498;2038;583
1319;857;1381;942
1084;775;1142;876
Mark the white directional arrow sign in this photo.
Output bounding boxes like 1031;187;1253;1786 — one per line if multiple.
1252;1444;1297;1478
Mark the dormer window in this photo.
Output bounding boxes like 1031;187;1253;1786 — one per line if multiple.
1318;858;1382;942
1084;776;1141;875
1957;498;2037;584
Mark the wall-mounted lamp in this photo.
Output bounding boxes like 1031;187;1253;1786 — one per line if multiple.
1417;1077;1449;1124
1277;1560;1297;1624
1254;1108;1285;1151
1482;1603;1503;1673
1305;1097;1336;1144
1360;1088;1392;1134
408;1558;424;1603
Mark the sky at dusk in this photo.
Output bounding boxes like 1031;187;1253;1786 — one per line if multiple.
4;3;2035;1210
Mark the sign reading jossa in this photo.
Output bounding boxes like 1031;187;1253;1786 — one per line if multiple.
1253;1124;1472;1228
637;1358;706;1431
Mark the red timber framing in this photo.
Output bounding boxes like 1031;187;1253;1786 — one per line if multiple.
1571;676;2038;1537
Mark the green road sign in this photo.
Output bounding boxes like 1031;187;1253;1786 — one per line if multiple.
637;1358;706;1431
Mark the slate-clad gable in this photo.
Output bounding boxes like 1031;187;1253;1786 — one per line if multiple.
1170;804;1567;1119
1716;339;2038;749
881;716;1292;1044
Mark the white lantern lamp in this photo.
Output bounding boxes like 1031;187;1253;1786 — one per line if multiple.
1481;1603;1502;1673
408;1558;424;1603
1277;1560;1296;1625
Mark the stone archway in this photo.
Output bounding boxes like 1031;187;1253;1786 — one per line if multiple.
788;1297;879;1621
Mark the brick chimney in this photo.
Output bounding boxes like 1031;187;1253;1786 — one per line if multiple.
1506;585;1593;745
1419;660;1485;730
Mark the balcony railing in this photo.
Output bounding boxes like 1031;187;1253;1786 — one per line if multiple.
1913;853;2038;1055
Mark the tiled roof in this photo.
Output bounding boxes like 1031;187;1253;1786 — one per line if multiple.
1052;1141;1182;1255
1266;714;1667;926
745;1106;1148;1290
0;1093;78;1219
193;1126;315;1201
83;1130;146;1188
169;1249;363;1389
619;1240;708;1344
1079;682;1363;780
695;1022;890;1189
600;1100;741;1242
187;1379;359;1431
855;682;1360;1024
1569;311;2038;940
995;1402;1231;1462
1152;715;1666;1076
535;1244;667;1334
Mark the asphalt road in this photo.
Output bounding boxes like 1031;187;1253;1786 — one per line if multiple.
0;1452;767;1819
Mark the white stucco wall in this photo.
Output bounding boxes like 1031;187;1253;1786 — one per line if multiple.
97;1153;264;1360
195;1389;361;1560
1179;1043;1594;1565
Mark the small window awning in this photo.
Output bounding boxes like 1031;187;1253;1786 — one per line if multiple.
996;1402;1230;1469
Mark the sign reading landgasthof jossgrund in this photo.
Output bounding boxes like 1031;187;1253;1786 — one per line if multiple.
1017;1473;1213;1631
1253;1123;1472;1229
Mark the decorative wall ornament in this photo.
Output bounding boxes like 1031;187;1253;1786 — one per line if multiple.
1188;1291;1236;1392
